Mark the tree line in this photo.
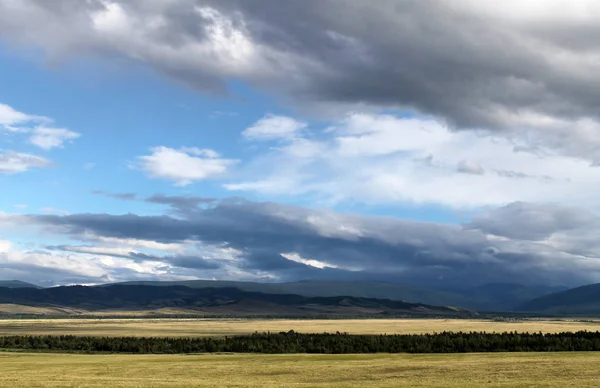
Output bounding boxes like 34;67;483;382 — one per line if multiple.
4;331;600;353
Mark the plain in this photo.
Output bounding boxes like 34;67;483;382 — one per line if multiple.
2;352;600;387
1;318;600;337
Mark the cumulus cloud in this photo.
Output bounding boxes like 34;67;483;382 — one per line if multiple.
0;151;52;174
136;146;237;186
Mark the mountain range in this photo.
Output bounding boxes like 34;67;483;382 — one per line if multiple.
0;284;475;317
0;279;579;314
107;280;565;312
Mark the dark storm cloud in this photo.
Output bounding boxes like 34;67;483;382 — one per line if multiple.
22;198;600;288
467;202;599;241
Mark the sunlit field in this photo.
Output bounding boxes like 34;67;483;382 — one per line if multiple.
2;352;600;387
1;318;600;337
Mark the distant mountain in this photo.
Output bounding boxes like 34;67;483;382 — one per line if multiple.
0;285;476;317
518;283;600;314
109;280;479;308
109;280;562;311
452;283;568;311
0;280;40;289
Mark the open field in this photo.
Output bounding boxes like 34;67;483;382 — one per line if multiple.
1;318;600;337
2;352;600;387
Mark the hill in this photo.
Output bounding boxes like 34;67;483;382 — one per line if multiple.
0;280;40;289
518;283;600;314
0;285;476;317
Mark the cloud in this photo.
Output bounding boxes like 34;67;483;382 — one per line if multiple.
0;103;49;129
243;115;307;141
136;146;237;186
40;207;71;216
0;103;80;151
467;202;598;241
10;197;600;288
92;190;137;200
4;1;600;161
0;151;52;174
28;127;81;150
48;245;221;270
145;194;216;214
457;160;485;175
225;113;600;209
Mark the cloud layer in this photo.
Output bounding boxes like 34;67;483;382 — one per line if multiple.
0;197;598;287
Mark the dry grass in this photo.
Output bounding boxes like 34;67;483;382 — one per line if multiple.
1;318;600;337
0;304;87;316
2;352;600;387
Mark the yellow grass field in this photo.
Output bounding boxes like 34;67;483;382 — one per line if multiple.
1;318;600;337
2;352;600;387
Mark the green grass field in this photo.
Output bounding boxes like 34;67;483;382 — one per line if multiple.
2;352;600;387
2;318;600;337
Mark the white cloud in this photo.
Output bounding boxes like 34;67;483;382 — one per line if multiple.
243;115;307;141
0;151;52;174
0;103;80;150
137;146;237;186
0;103;49;129
457;160;485;175
226;113;600;209
29;127;80;150
0;239;11;253
281;252;338;269
40;207;71;216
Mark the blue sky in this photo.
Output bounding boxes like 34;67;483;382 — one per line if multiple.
2;0;600;288
0;43;467;222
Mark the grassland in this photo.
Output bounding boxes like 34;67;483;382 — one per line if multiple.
2;352;600;387
1;318;600;337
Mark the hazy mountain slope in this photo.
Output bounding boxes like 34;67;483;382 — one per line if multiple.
518;283;600;314
453;283;568;311
111;280;478;308
0;285;476;317
0;280;40;289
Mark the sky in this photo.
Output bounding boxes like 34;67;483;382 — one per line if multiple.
2;0;600;288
